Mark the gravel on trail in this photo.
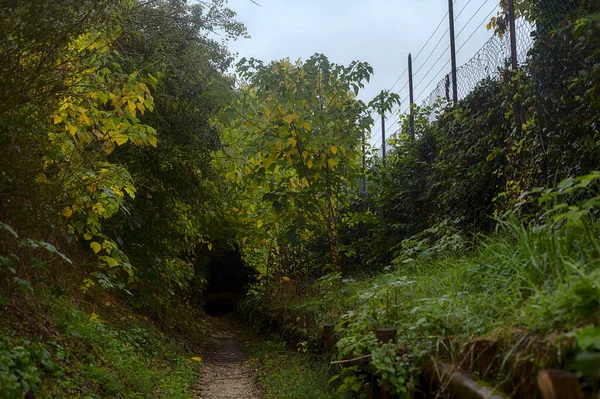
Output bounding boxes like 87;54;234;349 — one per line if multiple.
193;315;261;399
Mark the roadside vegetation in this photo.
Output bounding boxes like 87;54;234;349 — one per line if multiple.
0;290;206;398
2;0;600;398
1;0;242;397
231;1;600;397
247;337;348;399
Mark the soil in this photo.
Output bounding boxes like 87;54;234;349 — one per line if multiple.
193;315;261;399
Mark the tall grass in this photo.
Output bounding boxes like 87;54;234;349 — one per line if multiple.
302;173;600;395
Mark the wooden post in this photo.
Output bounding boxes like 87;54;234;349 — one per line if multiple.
448;0;458;104
537;370;584;399
374;328;397;344
323;324;336;355
472;340;496;379
304;311;314;354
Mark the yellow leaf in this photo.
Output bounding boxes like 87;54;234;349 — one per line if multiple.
302;122;311;131
283;113;297;125
127;100;136;115
89;313;102;323
53;115;62;125
62;207;73;218
124;186;136;198
264;154;277;170
148;135;157;148
114;134;128;146
281;276;291;282
67;124;77;136
136;101;145;115
302;151;308;159
225;171;236;180
112;187;124;197
90;242;102;254
307;159;313;169
327;158;339;169
330;146;338;155
190;357;202;362
207;242;213;251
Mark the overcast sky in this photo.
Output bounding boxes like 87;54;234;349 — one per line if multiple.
225;0;501;145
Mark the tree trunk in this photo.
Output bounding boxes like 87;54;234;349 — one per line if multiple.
326;231;342;273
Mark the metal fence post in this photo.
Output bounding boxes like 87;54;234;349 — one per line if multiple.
381;111;386;167
361;132;366;195
408;53;415;140
448;0;458;104
508;0;522;134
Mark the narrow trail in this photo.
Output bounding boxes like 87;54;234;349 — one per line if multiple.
193;315;261;399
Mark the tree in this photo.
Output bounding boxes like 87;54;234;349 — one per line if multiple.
224;55;375;273
103;0;246;302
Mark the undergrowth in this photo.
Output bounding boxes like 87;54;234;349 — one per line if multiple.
249;172;600;397
0;289;202;399
247;337;349;399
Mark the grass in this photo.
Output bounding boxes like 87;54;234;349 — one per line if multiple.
0;289;202;399
274;179;600;396
247;337;350;399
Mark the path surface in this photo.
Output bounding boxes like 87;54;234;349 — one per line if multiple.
193;315;261;399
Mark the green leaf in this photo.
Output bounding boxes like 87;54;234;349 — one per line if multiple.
99;256;118;268
576;325;600;351
0;222;18;238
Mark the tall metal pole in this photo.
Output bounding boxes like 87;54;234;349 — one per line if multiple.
448;0;458;104
508;0;522;133
408;53;415;140
361;132;366;195
381;112;386;167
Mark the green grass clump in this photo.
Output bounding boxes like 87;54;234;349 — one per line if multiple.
248;338;349;399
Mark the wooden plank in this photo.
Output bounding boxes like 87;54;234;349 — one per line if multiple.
330;353;372;365
537;369;584;399
427;362;507;399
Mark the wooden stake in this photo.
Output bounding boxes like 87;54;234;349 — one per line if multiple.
537;369;584;399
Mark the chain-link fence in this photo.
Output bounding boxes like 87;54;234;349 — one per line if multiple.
421;16;533;110
376;0;589;141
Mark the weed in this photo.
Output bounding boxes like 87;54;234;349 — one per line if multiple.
248;338;350;399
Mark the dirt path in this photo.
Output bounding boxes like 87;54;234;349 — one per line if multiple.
193;315;261;399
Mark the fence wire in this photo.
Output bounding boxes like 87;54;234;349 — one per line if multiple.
421;16;533;111
375;0;589;153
